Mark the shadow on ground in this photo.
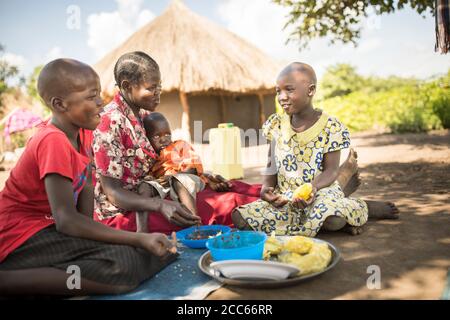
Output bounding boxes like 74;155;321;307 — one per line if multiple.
208;161;450;299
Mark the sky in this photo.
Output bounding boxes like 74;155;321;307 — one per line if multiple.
0;0;449;83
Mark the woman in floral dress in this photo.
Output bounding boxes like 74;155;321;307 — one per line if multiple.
92;52;262;234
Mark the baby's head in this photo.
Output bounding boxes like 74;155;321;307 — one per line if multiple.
276;62;317;115
114;51;162;112
37;58;103;130
143;112;172;154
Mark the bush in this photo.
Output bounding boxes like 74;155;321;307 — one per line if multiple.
429;72;450;129
319;74;449;133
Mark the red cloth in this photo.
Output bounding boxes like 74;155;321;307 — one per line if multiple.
3;108;42;144
96;180;262;234
0;123;90;262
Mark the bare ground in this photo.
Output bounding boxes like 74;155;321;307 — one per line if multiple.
207;130;450;300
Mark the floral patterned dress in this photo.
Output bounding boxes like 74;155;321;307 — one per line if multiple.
93;94;157;220
236;111;368;237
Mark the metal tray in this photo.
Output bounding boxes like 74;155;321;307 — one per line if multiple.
198;237;340;289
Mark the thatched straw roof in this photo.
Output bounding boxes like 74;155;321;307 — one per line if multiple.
94;0;281;95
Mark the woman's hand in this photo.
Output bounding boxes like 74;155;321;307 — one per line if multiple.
137;232;177;257
260;186;288;208
205;173;232;192
159;200;201;227
292;186;317;210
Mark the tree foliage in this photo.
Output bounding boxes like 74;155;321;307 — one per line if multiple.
319;63;420;99
319;66;449;133
26;65;43;101
0;44;19;97
272;0;435;49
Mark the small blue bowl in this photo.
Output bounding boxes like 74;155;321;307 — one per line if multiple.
176;225;231;249
206;231;267;261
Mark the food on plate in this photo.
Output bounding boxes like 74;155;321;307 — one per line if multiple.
283;236;314;254
263;233;283;259
263;235;332;276
279;242;332;275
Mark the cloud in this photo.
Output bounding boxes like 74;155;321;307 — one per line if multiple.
217;0;297;61
0;52;27;86
1;52;27;70
45;46;63;62
217;0;358;76
87;0;155;59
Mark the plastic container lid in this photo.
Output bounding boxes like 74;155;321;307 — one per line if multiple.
218;123;234;128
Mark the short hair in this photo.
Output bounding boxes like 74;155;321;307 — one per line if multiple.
144;112;168;124
114;51;160;87
143;112;170;135
37;58;97;106
279;62;317;85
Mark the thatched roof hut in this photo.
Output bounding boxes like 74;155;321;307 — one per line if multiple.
94;0;281;141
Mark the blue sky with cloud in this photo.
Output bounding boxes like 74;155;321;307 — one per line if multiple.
0;0;448;81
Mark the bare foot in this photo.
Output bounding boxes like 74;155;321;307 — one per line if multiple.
366;200;400;220
342;171;362;197
338;148;359;193
342;224;364;236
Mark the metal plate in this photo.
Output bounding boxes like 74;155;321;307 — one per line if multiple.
198;237;340;289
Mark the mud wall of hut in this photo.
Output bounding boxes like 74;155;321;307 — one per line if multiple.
157;92;276;143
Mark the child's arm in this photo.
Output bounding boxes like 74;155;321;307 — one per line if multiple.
99;175;200;226
292;150;341;210
311;150;340;190
44;173;176;256
76;168;94;217
261;142;288;207
203;173;232;192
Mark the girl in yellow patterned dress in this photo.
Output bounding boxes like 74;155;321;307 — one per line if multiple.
232;62;399;237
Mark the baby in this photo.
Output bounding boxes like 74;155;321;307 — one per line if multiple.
136;112;206;232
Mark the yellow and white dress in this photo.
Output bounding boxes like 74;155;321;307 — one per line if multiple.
236;111;368;237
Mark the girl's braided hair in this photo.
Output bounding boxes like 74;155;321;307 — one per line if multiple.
114;51;160;88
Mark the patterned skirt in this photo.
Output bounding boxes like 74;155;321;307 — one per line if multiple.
0;225;176;286
236;182;368;237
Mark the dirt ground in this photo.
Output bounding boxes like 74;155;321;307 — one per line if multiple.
0;130;449;299
207;130;450;300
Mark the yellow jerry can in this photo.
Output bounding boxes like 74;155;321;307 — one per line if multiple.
209;123;244;180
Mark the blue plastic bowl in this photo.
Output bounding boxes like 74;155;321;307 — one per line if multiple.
176;225;231;249
206;231;267;261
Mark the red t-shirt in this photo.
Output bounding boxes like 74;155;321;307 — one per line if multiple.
0;123;90;262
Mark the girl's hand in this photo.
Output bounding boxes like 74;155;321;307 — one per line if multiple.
261;187;289;208
138;233;177;257
292;186;317;210
205;173;232;192
159;200;201;227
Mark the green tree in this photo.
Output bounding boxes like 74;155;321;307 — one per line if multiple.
273;0;434;49
27;65;43;101
26;64;50;117
320;63;365;98
0;44;19;97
